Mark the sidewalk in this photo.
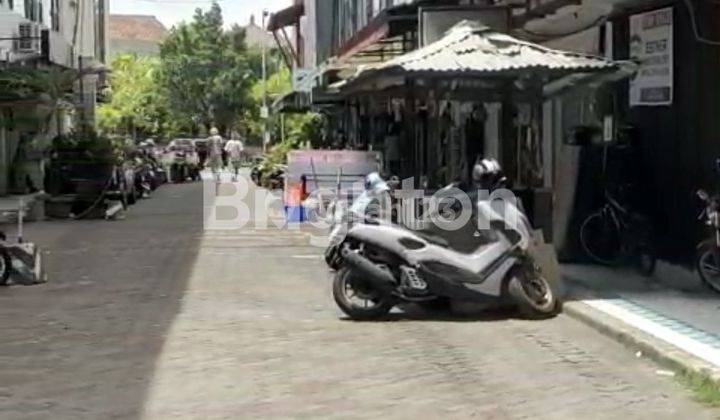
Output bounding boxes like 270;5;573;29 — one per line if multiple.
0;192;45;222
563;262;720;380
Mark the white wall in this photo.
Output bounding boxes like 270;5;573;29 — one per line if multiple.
0;0;106;67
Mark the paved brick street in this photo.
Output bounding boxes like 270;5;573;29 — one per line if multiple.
0;176;717;419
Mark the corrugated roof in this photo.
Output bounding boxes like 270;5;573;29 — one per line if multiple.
369;21;618;75
109;15;168;44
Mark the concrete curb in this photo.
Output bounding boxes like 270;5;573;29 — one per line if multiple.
564;300;720;385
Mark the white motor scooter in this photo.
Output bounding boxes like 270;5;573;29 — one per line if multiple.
327;162;562;320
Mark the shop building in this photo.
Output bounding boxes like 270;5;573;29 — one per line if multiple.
517;0;720;262
268;0;719;263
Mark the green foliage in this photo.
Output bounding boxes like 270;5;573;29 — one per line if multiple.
678;371;720;407
250;66;291;102
242;57;328;155
50;130;118;164
97;54;167;137
0;67;77;132
0;67;76;102
246;46;284;82
242;66;292;144
157;1;255;133
97;0;324;158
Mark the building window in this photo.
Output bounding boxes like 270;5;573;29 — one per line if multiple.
51;0;60;31
18;22;34;50
95;0;106;63
23;0;38;22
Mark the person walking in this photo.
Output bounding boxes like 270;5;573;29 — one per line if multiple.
224;131;245;181
207;127;224;181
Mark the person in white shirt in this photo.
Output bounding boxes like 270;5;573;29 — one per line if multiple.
207;127;225;181
224;130;245;181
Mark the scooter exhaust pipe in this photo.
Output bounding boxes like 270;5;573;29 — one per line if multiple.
341;250;396;293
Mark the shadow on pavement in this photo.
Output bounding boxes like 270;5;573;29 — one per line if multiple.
338;304;531;323
0;182;205;419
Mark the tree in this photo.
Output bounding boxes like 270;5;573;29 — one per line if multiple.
157;2;255;134
97;54;170;138
242;63;327;154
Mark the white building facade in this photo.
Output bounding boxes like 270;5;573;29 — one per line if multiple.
0;0;108;195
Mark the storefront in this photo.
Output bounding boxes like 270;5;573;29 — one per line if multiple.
542;1;720;263
337;21;634;239
611;2;720;262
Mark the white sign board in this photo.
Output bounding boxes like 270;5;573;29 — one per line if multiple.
292;68;315;93
629;8;673;106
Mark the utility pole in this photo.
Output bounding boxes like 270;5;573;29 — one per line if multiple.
261;9;269;154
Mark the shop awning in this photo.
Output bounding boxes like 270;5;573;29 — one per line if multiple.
272;90;310;114
267;4;304;31
344;21;636;94
335;3;420;64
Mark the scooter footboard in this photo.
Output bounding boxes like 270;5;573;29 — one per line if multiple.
418;263;509;301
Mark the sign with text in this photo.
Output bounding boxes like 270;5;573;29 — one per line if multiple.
629;8;674;106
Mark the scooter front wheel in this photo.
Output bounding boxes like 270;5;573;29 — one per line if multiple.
508;267;562;319
332;266;394;320
0;246;12;286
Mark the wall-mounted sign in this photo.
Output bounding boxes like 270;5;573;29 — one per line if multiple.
629;7;674;107
292;68;315;93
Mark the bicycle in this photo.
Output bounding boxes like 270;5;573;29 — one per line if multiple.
580;187;657;276
695;189;720;293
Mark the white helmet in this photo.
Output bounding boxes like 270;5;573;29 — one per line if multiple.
365;172;390;193
472;158;503;187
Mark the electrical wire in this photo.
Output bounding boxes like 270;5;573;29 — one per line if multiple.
682;0;720;46
516;15;608;41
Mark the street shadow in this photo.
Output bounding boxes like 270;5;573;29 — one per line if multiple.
338;304;537;323
0;182;205;419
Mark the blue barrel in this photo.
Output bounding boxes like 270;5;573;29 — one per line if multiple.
284;205;306;223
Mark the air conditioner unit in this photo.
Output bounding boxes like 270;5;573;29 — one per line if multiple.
16;23;40;53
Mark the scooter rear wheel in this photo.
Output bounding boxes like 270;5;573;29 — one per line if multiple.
333;266;394;320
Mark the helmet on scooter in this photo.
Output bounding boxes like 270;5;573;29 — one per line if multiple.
365;172;390;193
472;158;504;189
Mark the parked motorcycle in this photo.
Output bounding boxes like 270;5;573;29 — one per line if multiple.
133;159;156;199
325;163;563;320
169;149;191;183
